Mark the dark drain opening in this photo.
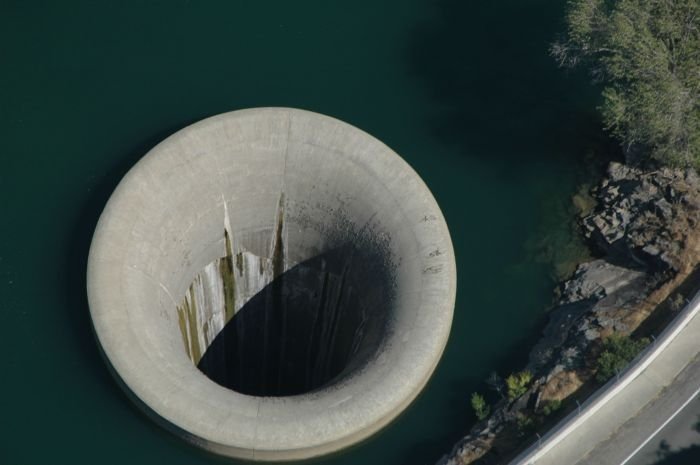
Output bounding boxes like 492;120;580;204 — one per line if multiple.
197;244;392;397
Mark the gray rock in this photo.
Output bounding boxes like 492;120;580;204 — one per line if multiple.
608;162;632;181
528;258;649;371
584;328;600;341
561;259;646;304
583;162;700;272
654;198;673;219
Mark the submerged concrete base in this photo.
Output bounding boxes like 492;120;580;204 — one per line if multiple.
87;108;456;460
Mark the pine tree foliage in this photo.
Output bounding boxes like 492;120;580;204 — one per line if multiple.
553;0;700;168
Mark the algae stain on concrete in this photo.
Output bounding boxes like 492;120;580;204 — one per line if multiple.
176;195;288;364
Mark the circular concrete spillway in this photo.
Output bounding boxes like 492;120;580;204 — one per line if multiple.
87;108;456;461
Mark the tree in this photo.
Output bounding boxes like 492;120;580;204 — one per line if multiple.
595;334;650;382
552;0;700;168
470;392;490;421
506;371;533;401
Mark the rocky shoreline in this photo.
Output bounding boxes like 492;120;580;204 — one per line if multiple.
439;162;700;465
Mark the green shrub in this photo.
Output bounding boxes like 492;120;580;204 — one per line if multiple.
515;412;535;435
595;335;650;383
506;371;533;401
470;392;490;421
541;399;562;416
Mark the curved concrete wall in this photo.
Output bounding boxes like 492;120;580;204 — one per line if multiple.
87;108;456;460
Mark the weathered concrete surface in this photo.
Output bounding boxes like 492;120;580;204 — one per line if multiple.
87;108;456;460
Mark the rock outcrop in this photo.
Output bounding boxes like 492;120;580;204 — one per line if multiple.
439;162;700;465
583;162;700;272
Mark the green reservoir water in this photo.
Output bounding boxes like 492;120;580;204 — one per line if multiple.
1;1;607;464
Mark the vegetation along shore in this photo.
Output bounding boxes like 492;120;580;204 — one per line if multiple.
439;1;700;463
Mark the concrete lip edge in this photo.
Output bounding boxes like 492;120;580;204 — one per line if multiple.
87;107;457;460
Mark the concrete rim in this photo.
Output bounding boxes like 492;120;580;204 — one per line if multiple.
87;108;456;461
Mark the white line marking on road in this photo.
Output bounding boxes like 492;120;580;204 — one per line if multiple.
619;385;700;465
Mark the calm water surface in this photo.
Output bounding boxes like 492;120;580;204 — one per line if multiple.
1;1;605;464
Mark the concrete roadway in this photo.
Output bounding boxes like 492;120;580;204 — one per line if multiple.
576;356;700;465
